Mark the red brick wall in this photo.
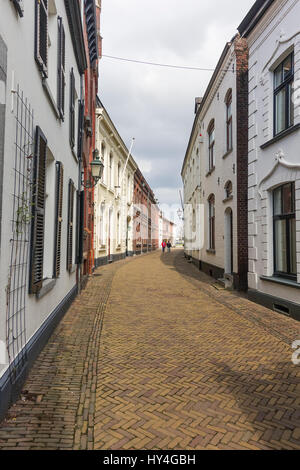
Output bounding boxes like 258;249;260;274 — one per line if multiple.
235;36;249;291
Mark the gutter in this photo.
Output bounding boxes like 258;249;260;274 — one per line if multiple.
238;0;275;37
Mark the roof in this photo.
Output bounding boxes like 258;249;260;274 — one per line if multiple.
238;0;276;37
96;96;138;171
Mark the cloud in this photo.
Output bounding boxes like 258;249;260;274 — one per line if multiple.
99;0;255;206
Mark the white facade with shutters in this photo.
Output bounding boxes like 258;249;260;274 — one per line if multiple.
0;1;84;396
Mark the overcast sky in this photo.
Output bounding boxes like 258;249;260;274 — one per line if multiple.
99;0;255;224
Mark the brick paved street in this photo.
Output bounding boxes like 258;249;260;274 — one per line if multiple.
0;250;300;450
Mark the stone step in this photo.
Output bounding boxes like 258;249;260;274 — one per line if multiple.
217;276;233;290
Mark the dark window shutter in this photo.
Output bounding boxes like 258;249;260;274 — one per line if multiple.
77;190;84;264
12;0;24;17
69;68;75;148
77;100;84;159
29;126;47;294
57;16;66;120
67;180;75;272
53;162;64;278
34;0;48;77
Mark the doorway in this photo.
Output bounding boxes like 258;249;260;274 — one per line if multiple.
224;208;233;274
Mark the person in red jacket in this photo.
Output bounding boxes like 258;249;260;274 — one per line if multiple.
161;240;166;253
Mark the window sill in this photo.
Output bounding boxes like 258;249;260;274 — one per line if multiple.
42;78;61;120
206;166;215;177
223;195;233;203
36;278;56;300
222;148;233;159
206;249;216;254
260;123;300;149
260;275;300;289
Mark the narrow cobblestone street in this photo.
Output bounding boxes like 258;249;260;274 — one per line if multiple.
0;250;299;450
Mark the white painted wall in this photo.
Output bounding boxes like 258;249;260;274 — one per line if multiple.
182;40;238;276
246;0;300;303
94;105;136;261
0;1;81;377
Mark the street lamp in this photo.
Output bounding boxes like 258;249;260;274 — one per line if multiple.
82;149;104;188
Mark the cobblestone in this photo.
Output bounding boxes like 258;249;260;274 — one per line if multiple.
0;250;299;450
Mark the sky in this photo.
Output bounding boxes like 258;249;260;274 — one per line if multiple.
98;0;255;228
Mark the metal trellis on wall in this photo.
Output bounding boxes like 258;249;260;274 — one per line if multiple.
6;84;34;386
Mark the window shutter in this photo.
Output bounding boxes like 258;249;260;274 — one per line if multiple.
67;180;75;272
57;16;66;120
34;0;48;77
69;68;75;148
77;100;84;159
29;126;47;294
53;162;64;278
12;0;24;17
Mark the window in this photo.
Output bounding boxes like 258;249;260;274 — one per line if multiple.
57;16;66;120
69;69;76;148
225;181;233;199
226;90;232;151
208;194;215;251
117;163;121;187
208;120;215;171
117;212;121;245
67;180;75;272
99;204;105;245
77;100;84;159
274;52;294;136
109;154;113;189
29;126;47;294
100;142;106;183
53;162;64;278
273;182;296;279
34;0;48;77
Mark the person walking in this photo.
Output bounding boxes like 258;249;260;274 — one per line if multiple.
161;240;166;253
167;240;171;253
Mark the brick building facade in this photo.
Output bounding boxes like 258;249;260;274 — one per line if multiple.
78;0;101;285
133;169;159;254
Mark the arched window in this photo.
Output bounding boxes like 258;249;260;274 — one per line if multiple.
273;182;296;277
225;90;232;152
225;180;233;199
101;142;105;158
109;153;113;189
117;162;121;187
208;194;215;250
208;120;215;171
